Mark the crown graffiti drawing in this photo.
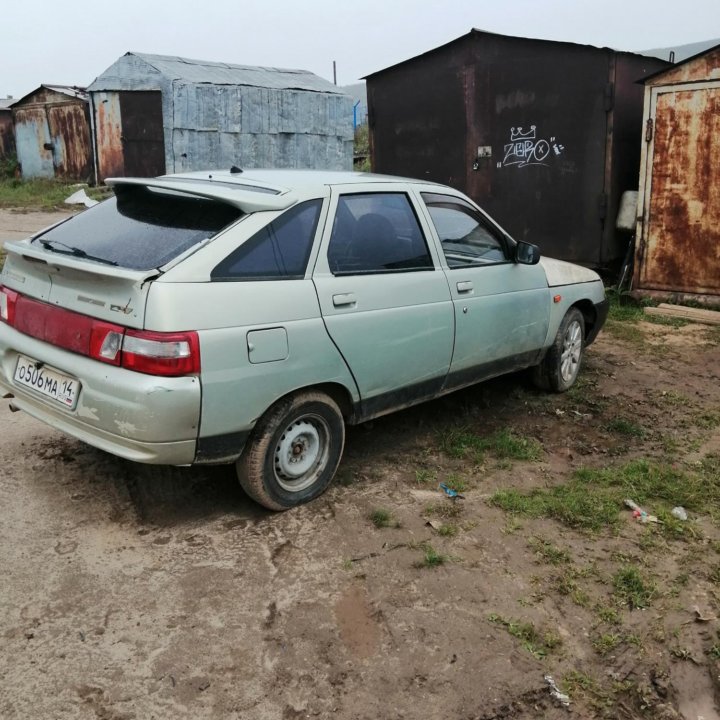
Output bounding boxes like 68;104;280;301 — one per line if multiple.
510;126;536;141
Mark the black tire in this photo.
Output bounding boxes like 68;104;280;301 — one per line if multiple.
532;307;585;392
236;391;345;511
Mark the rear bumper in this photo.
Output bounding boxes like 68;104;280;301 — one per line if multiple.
0;323;200;465
586;298;609;346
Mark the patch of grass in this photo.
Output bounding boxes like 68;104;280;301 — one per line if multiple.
613;565;655;609
696;412;720;430
563;670;633;714
605;417;645;438
604;320;646;345
596;605;621;625
437;523;458;537
415;543;447;568
369;508;396;528
0;178;106;209
493;457;719;534
440;426;542;462
488;614;562;659
645;314;691;328
528;537;571;565
443;473;468;493
414;469;435;484
424;502;463;519
0;248;5;271
607;291;645;322
551;567;591;606
483;428;542;461
707;644;720;659
491;483;621;532
593;633;622;655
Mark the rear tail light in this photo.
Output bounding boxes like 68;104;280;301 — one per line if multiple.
2;287;200;377
0;286;18;325
122;330;200;376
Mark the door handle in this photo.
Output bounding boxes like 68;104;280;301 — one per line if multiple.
456;281;474;294
332;293;357;307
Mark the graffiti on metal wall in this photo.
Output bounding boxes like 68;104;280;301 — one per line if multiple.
497;125;564;169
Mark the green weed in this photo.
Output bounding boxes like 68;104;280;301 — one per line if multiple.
437;523;458;537
488;613;562;659
605;417;645;437
369;508;395;529
415;543;447;568
613;565;655;609
528;537;571;565
415;469;435;484
0;178;107;209
440;427;541;462
593;633;621;655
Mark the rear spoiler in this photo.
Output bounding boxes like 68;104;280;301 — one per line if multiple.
106;177;296;213
3;240;161;283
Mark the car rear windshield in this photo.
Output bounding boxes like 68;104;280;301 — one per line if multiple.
33;186;243;270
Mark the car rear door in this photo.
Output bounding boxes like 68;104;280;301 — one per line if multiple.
312;184;454;420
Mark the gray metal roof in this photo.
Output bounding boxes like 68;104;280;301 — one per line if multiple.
111;52;344;94
9;85;88;108
639;38;720;63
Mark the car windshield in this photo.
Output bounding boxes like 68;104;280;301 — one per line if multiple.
33;186;243;270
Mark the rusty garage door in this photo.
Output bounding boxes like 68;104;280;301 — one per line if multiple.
639;82;720;295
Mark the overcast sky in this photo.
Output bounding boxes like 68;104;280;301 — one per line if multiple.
2;0;718;98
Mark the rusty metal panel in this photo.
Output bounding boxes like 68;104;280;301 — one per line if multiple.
645;47;720;87
367;31;670;267
638;83;720;295
46;104;92;180
13;106;54;178
0;111;15;158
118;91;165;177
94;92;124;180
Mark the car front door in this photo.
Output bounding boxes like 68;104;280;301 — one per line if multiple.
418;192;550;389
312;186;454;420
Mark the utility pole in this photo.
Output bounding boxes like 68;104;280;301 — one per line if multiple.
333;61;337;85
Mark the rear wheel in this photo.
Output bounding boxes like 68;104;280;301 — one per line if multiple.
533;307;585;392
236;391;345;511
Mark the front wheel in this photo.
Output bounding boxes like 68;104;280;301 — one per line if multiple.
236;391;345;511
532;308;585;392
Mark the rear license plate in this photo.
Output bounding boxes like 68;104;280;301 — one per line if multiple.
14;356;80;410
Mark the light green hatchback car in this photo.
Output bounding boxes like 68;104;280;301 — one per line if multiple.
0;170;608;510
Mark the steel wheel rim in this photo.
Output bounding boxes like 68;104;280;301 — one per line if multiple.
560;320;582;383
274;414;331;493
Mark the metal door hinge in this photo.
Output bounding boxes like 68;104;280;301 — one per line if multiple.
645;118;654;142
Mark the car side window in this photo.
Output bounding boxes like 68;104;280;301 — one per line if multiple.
421;193;508;268
212;199;322;280
327;193;433;275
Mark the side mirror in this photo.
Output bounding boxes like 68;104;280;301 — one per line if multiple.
515;241;541;265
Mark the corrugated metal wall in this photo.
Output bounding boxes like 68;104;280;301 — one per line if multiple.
171;83;351;171
90;53;353;180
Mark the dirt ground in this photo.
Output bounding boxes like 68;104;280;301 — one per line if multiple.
0;208;74;245
1;259;720;719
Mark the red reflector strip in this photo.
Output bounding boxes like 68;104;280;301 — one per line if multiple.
4;289;200;377
14;295;98;355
